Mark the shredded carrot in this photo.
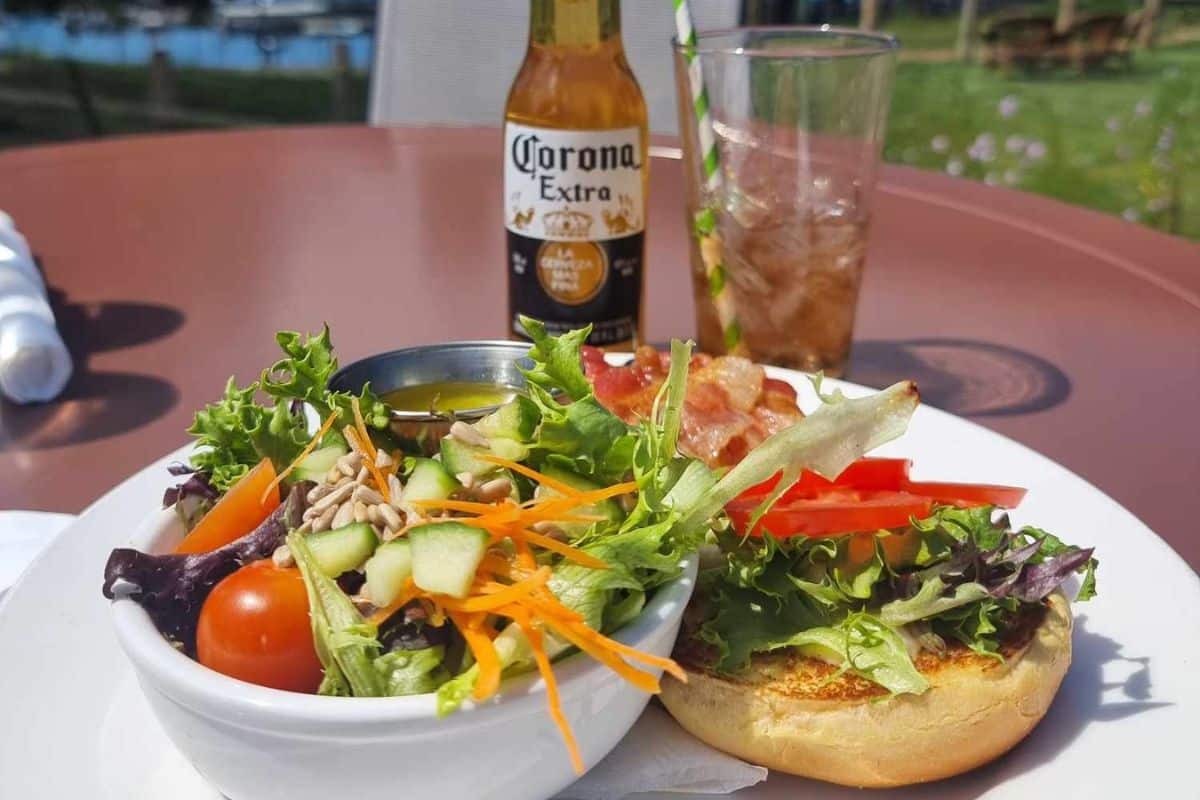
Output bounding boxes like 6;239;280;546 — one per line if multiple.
476;454;583;497
450;610;502;702
366;579;418;626
410;498;515;514
564;481;640;504
479;553;524;578
343;425;392;504
519;594;687;682
514;592;585;625
441;568;551;612
511;536;538;571
520;611;659;694
507;608;584;775
509;528;609;570
260;411;339;503
349;396;378;463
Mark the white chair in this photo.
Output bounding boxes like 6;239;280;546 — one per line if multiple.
369;0;740;134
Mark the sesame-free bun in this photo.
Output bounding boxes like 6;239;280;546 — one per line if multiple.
660;593;1072;788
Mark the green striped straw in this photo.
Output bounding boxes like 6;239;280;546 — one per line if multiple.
673;0;746;355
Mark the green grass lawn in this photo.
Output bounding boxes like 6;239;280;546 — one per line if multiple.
885;45;1200;238
881;5;1200;52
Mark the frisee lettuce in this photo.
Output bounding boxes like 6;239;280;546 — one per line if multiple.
186;327;391;491
690;503;1099;686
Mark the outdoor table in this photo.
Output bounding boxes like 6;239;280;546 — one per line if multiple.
0;126;1196;570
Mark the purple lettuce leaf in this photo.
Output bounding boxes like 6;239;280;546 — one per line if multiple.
102;483;310;654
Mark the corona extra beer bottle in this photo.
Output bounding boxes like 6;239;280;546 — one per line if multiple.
504;0;648;348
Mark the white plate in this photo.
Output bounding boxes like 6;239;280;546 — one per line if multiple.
0;373;1196;800
0;510;75;595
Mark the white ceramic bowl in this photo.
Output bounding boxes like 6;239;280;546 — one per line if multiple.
110;509;698;800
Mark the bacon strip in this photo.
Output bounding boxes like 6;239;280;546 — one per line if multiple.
583;346;804;467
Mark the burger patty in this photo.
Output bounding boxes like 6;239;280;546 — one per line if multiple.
673;602;1049;703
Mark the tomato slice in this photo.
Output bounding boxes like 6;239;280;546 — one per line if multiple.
740;458;913;498
196;560;324;693
901;481;1027;509
727;490;934;537
176;458;280;554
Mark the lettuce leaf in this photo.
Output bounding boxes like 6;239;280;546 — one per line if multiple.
375;647;450;696
673;380;920;537
691;504;1099;684
288;529;385;697
186;327;393;492
777;613;929;695
515;317;636;484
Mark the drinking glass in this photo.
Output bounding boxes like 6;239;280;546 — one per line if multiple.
673;27;898;374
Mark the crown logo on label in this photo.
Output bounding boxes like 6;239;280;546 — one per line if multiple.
543;208;593;239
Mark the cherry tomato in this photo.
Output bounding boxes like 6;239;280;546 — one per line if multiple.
901;481;1027;509
727;490;933;538
196;560;323;693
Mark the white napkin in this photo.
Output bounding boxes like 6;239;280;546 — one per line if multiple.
0;211;73;404
556;705;768;799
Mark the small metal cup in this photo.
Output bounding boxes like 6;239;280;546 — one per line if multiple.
329;341;533;455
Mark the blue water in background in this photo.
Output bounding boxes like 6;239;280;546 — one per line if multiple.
0;15;374;71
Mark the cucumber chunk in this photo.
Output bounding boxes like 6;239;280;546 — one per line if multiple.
440;435;529;478
476;396;539;441
364;539;414;607
409;522;489;599
294;444;350;483
307;522;379;577
401;458;460;503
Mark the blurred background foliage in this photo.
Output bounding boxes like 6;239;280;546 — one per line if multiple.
0;0;1196;238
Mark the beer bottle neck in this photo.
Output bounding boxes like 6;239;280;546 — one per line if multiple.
529;0;621;47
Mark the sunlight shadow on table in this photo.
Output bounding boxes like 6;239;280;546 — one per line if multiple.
732;614;1167;800
0;288;184;449
845;339;1071;417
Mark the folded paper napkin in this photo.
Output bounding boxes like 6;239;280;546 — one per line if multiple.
556;705;768;800
0;211;72;404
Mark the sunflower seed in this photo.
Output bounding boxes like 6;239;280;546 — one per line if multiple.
456;471;475;489
311;505;338;533
353;485;385;505
449;421;488;448
378;503;403;531
388;473;403;500
356;466;370;483
332;499;355;529
375;450;394;469
367;504;381;525
306;484;331;504
312;482;354;512
325;466;342;484
271;545;295;569
352;501;369;523
478;477;512;502
531;521;566;540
